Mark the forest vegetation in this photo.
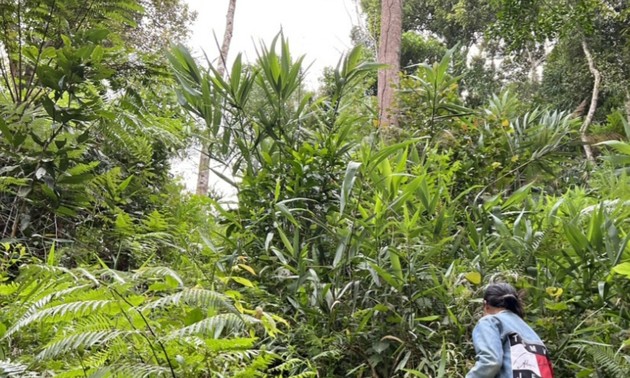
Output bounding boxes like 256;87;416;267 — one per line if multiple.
1;0;630;377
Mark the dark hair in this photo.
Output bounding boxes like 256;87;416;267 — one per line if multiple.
484;283;524;318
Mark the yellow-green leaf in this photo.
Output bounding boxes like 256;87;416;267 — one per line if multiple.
238;264;257;276
231;276;254;288
465;272;482;285
545;287;563;298
417;315;440;322
612;262;630;278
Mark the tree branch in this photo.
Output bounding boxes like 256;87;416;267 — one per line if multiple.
580;40;599;163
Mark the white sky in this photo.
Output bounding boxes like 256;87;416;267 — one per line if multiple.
173;0;361;194
186;0;361;88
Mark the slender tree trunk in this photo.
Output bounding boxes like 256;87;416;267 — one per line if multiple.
216;0;236;77
580;40;599;163
625;90;630;130
377;0;402;128
196;0;237;195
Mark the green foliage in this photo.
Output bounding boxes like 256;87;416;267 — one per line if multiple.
360;0;499;46
0;262;293;377
2;2;630;376
168;39;630;376
0;0;191;267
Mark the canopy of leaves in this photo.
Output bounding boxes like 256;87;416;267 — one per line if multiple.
1;1;630;377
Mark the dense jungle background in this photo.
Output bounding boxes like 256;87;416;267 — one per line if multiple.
1;0;630;377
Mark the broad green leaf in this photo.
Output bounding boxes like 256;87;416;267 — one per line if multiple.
275;202;299;228
388;249;403;281
275;224;295;256
597;140;630;155
46;242;55;266
237;264;256;276
340;161;361;214
417;315;440;322
465;272;482;285
184;307;204;326
612;262;630;278
502;183;533;209
369;263;401;290
231;277;254;288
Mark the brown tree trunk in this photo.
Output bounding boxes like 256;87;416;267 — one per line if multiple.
377;0;402;128
580;40;599;163
196;0;237;195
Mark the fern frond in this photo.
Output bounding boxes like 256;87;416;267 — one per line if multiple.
89;362;170;378
75;314;118;332
20;264;78;279
0;360;41;378
37;330;141;360
218;349;259;363
55;367;94;378
204;337;257;352
0;176;29;193
5;283;93;337
286;371;318;378
269;357;317;378
83;349;113;370
141;288;237;312
141;211;170;232
62;286;114;303
232;351;277;378
174;335;207;348
133;266;183;287
74;267;101;286
270;358;312;373
66;161;100;176
583;344;630;376
166;313;257;339
0;282;19;295
96;267;129;284
6;299;118;337
0;360;33;377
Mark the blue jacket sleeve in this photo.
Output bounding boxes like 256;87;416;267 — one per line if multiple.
466;316;504;378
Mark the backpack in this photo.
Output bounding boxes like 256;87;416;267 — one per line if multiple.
507;332;554;378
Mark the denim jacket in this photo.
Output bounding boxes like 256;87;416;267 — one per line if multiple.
466;310;553;378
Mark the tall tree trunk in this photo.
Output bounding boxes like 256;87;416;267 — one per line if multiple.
580;40;599;163
377;0;402;128
196;0;237;195
625;89;630;131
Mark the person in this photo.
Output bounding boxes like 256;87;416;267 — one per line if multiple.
466;283;554;378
